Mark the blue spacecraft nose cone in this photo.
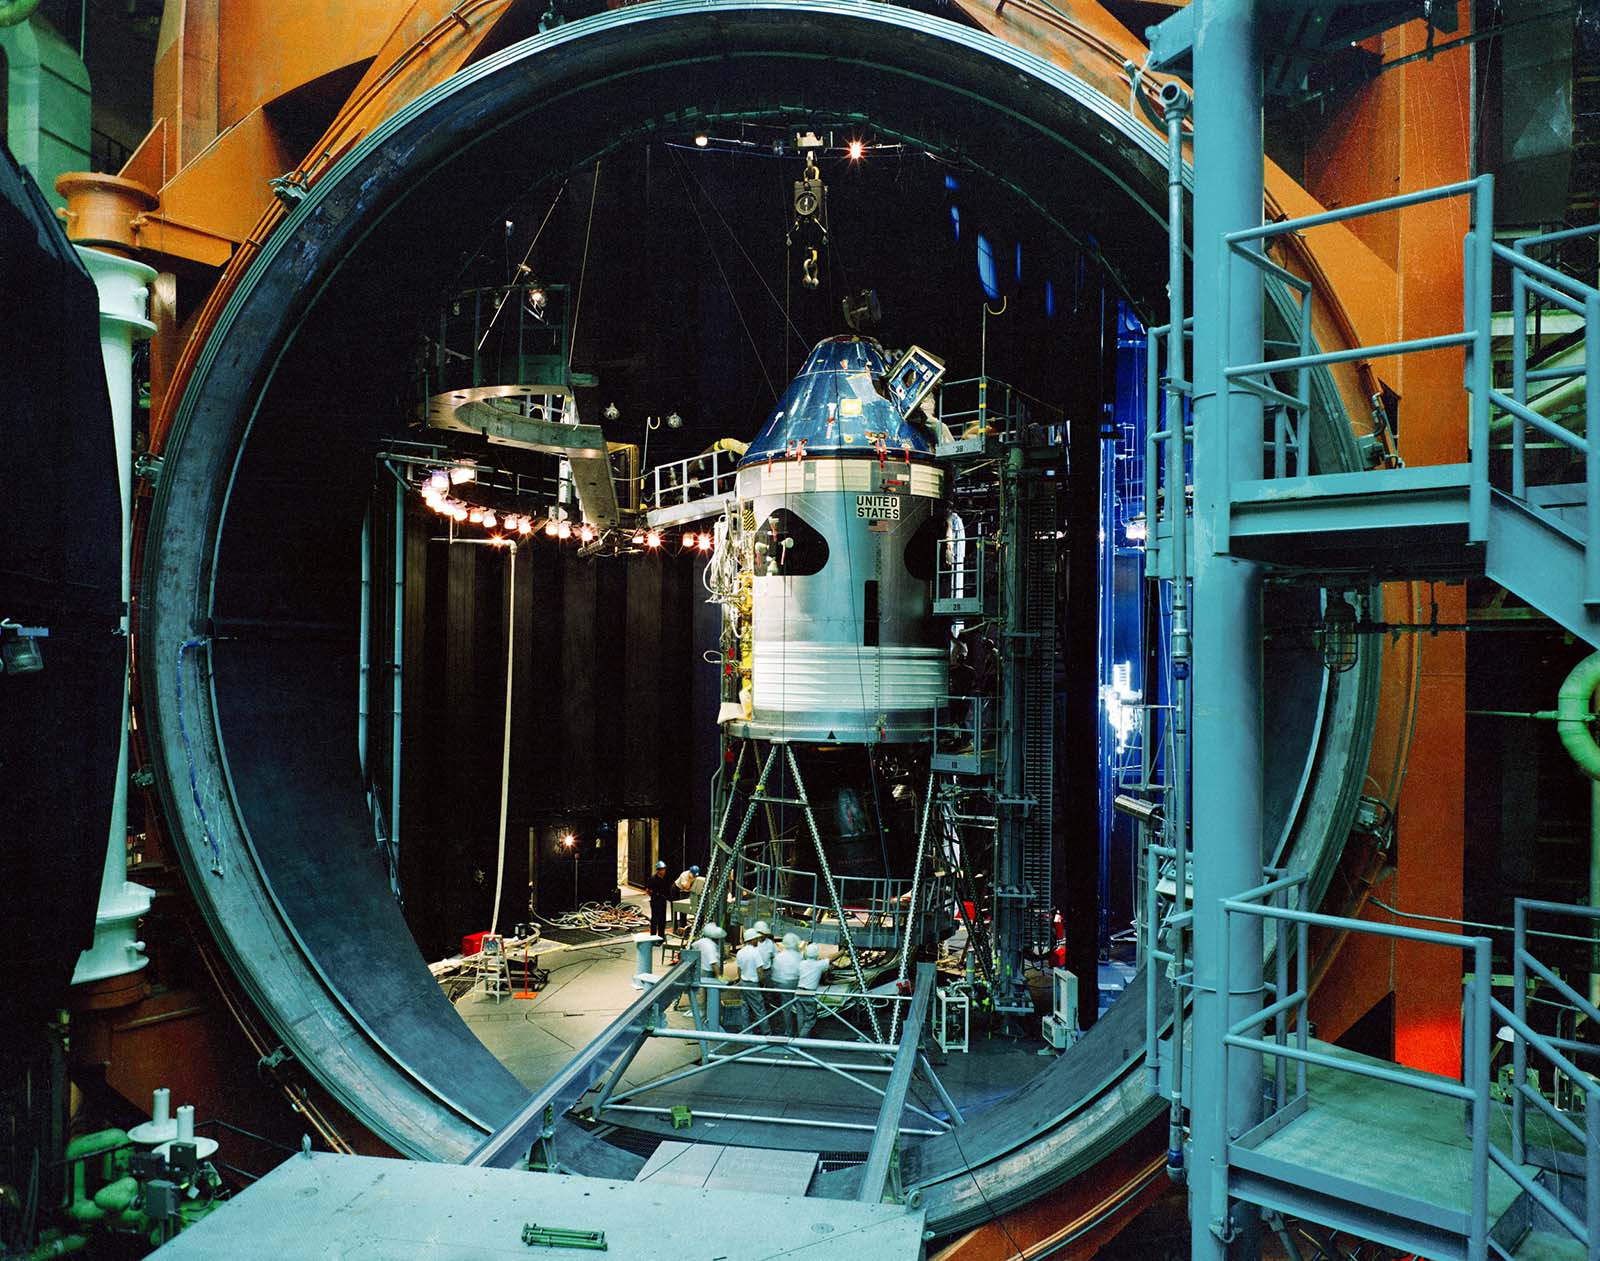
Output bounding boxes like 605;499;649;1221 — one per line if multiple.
739;335;940;466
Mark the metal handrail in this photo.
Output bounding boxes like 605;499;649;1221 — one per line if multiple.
647;447;737;509
1507;899;1600;1252
1218;882;1495;1256
1217;175;1497;554
1217;175;1600;601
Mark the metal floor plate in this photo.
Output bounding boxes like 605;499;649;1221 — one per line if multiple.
153;1152;925;1260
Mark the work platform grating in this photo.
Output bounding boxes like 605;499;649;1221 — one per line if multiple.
152;1152;928;1259
1228;1046;1587;1261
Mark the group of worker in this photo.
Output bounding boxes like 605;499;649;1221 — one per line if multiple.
692;920;832;1038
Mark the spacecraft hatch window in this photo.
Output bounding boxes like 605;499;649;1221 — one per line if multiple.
904;514;944;583
755;508;828;576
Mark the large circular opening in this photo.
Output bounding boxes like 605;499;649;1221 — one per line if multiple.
142;0;1380;1233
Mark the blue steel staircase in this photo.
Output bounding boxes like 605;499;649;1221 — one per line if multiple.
1206;181;1600;647
1183;180;1600;1260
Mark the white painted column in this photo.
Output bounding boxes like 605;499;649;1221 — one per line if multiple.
72;245;156;986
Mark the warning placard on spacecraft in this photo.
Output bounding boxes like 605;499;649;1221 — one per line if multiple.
856;494;901;521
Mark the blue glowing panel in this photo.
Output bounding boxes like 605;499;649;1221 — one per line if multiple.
976;234;999;300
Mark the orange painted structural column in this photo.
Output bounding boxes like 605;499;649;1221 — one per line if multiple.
1307;20;1471;1077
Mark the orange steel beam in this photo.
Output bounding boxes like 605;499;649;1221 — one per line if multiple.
1302;20;1472;1077
143;0;518;447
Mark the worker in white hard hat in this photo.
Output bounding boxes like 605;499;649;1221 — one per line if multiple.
769;934;803;1037
751;920;776;973
735;925;768;1032
795;944;830;1039
693;923;727;1030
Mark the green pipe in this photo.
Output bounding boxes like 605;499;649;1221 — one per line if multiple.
62;1129;128;1162
1556;652;1600;780
1556;652;1600;1005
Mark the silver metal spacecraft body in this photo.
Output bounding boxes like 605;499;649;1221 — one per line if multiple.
720;334;949;744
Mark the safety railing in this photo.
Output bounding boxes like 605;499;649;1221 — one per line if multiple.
729;853;946;950
931;695;997;775
935;533;988;614
1217;876;1495;1257
1507;225;1600;523
1218;175;1600;602
937;376;1065;445
647;447;738;510
1218;176;1494;544
1499;899;1600;1254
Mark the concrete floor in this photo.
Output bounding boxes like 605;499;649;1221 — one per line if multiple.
450;893;1053;1156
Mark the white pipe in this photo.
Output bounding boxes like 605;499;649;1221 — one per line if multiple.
72;246;155;986
488;544;516;936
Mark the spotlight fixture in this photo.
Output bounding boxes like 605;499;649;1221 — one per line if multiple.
557;520;572;540
697;532;713;551
452;505;467;522
1112;794;1164;828
517;519;533;535
667;412;683;430
468;506;484;524
527;287;547;319
482;511;498;529
848;139;865;161
579;523;596;544
693;134;709;148
449;463;476;485
603;403;620;422
559;832;577;849
427;471;449;493
644;529;662;549
631;531;646;545
544;518;560;537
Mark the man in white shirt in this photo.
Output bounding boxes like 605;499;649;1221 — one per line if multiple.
735;927;768;1032
752;920;776;973
769;934;802;1036
795;944;830;1039
693;923;726;1030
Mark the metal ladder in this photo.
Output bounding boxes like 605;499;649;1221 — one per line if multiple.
1019;482;1059;952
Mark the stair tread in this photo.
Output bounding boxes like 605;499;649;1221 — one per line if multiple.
1512;1229;1587;1260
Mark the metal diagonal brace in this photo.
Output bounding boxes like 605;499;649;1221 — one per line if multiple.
786;743;884;1043
858;962;937;1203
890;770;937;1044
464;958;697;1168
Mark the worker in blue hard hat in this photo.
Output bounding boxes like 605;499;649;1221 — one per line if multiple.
646;860;674;941
674;864;701;935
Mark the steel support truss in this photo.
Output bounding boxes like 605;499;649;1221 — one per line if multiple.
585;963;961;1200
